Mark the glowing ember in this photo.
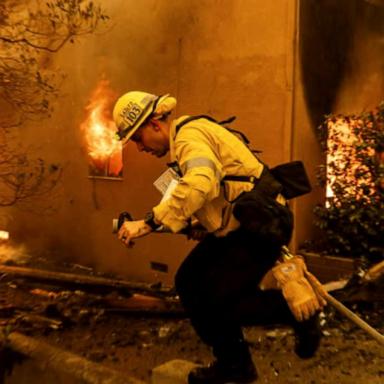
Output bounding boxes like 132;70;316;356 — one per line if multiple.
0;230;9;241
326;117;375;201
81;79;123;177
326;119;356;198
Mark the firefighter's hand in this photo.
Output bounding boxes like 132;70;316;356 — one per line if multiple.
273;257;326;322
185;221;207;241
118;220;152;247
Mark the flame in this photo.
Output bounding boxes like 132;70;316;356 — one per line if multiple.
0;231;9;241
81;80;123;177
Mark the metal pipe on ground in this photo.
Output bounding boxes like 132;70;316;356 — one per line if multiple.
0;264;171;296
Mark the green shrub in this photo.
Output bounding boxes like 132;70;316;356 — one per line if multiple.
313;102;384;263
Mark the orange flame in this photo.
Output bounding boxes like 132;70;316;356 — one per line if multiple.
81;80;123;177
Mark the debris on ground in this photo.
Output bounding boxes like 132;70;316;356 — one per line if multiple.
0;256;383;383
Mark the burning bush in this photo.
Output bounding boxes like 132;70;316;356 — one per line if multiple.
314;102;384;263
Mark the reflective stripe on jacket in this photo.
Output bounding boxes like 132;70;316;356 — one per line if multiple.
153;116;265;236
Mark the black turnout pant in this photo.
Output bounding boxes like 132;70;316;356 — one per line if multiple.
175;229;295;360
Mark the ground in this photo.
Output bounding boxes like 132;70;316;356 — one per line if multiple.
39;313;384;384
0;252;383;384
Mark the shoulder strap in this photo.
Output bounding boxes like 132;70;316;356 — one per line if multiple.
173;114;270;186
172;115;307;200
175;115;217;134
175;114;254;145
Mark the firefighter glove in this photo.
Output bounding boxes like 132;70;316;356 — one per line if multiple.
272;257;326;322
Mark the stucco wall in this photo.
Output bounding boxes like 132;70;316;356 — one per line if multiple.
9;0;298;284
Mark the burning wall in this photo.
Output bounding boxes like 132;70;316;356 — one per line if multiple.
81;80;122;179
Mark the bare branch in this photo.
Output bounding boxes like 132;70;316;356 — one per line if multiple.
0;0;109;209
0;34;71;52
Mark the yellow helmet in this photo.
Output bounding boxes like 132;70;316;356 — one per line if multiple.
113;91;176;144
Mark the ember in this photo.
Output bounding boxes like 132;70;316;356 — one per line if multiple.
326;117;375;200
81;80;123;178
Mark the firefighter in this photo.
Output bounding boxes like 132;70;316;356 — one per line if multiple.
113;91;326;384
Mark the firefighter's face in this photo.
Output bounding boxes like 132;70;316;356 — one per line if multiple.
130;120;169;158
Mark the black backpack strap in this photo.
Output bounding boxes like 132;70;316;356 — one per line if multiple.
173;115;306;200
225;127;250;145
175;114;255;148
174;115;273;195
222;175;258;183
166;161;183;177
218;116;237;125
175;115;218;134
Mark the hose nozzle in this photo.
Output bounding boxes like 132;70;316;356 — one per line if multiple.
112;211;133;233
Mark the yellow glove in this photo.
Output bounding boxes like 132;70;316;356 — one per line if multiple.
272;257;326;322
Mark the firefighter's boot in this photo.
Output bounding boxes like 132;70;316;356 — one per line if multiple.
293;312;322;358
188;340;257;384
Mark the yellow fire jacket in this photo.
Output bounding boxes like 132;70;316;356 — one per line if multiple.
153;116;278;236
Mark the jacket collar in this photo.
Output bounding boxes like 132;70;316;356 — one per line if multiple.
169;115;190;161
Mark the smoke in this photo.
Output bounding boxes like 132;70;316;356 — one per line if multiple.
334;1;384;114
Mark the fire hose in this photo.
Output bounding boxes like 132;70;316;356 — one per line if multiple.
320;291;384;345
112;211;384;346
